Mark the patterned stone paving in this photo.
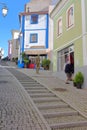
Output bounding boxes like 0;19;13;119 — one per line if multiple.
0;67;50;130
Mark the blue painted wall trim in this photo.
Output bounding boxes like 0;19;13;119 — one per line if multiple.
21;16;25;52
45;14;49;49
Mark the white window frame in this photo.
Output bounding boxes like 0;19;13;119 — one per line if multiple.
66;4;74;29
57;45;74;71
57;17;62;36
30;33;38;43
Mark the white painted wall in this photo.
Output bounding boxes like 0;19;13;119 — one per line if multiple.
24;14;47;50
25;15;47;30
24;30;46;49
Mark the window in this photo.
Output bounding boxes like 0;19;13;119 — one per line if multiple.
57;17;62;36
30;14;38;24
30;33;38;43
67;5;74;28
57;45;74;71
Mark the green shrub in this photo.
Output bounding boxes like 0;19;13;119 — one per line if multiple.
73;71;84;85
42;59;50;70
22;52;26;60
23;57;29;64
22;52;29;66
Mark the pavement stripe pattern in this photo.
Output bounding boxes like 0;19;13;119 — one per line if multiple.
7;68;87;130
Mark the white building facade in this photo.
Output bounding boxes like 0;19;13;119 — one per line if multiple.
18;0;56;68
18;8;51;67
8;30;20;60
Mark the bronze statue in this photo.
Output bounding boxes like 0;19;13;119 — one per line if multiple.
36;55;40;74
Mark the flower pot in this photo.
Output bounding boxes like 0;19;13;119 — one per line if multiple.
76;83;82;89
73;82;77;87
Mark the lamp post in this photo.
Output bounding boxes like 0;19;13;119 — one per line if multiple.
0;2;8;16
0;2;8;62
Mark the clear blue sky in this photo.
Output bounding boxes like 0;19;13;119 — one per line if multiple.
0;0;30;57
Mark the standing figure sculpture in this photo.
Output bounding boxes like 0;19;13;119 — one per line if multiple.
36;55;40;74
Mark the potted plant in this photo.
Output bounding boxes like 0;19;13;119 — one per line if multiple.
22;52;29;68
73;71;84;89
42;58;50;70
23;57;29;68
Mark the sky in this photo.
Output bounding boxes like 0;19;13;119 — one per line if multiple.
0;0;30;57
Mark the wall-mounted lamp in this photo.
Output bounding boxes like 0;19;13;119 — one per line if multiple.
0;2;8;16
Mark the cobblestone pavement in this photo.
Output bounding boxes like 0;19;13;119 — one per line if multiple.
0;67;51;130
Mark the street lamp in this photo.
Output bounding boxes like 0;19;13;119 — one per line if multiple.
0;2;8;16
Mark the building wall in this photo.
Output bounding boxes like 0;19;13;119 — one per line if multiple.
8;40;12;60
8;30;20;60
24;14;47;50
24;30;46;49
25;15;47;29
53;0;83;71
84;0;87;32
21;13;49;53
12;39;19;58
81;0;87;65
50;0;87;87
25;0;51;12
11;30;20;39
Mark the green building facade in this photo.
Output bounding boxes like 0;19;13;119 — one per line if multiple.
51;0;87;71
50;0;87;87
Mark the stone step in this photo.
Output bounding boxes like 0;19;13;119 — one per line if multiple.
37;104;69;109
19;80;37;83
46;114;86;126
22;84;43;87
58;126;87;130
43;111;79;118
18;78;34;80
21;82;40;85
35;100;65;106
29;93;55;97
40;107;76;113
24;87;46;90
50;121;87;129
33;97;61;103
17;78;30;80
27;89;49;93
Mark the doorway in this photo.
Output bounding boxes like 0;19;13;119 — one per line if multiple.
57;45;74;71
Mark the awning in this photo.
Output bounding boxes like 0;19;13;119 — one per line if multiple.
25;49;48;55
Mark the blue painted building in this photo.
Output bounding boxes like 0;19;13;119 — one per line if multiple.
18;10;50;67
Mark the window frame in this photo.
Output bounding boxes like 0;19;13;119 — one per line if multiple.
57;17;62;36
30;33;38;43
30;14;38;24
66;4;74;29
